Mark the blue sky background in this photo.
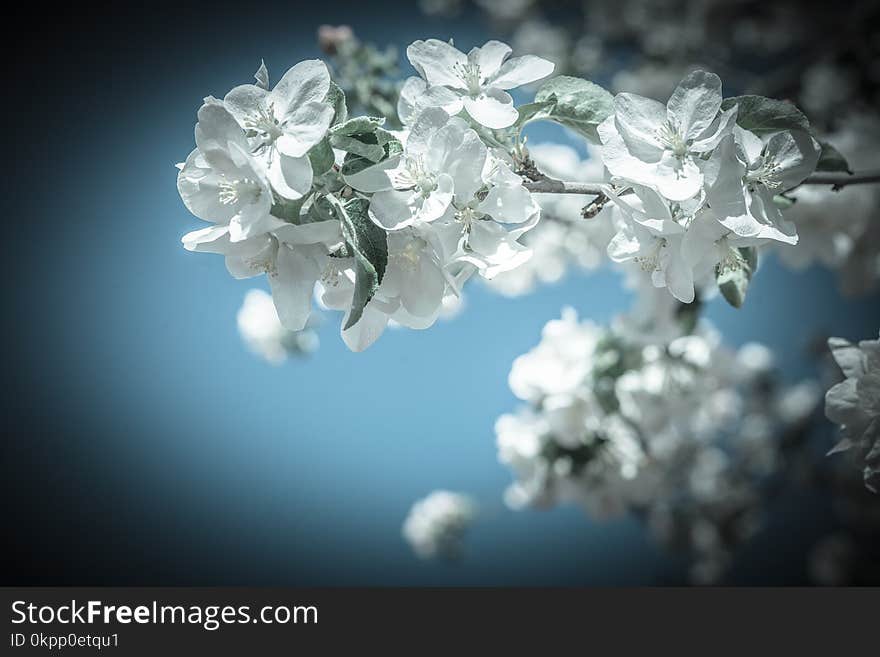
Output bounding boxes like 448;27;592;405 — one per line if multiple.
6;2;880;585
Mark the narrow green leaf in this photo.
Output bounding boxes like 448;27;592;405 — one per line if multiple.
335;197;387;329
721;95;810;135
534;76;613;143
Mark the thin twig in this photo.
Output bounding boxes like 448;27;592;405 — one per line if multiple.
802;169;880;189
523;169;880;195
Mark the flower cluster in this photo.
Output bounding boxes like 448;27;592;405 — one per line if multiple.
826;331;880;492
178;42;554;351
237;289;318;364
496;281;820;581
402;490;476;559
599;70;821;304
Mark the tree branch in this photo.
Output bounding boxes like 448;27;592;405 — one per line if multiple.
802;169;880;189
522;169;880;195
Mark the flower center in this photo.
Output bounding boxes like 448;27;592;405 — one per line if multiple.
746;156;784;190
217;177;262;206
453;61;483;96
243;102;284;151
392;236;426;271
715;237;745;274
656;120;688;158
394;156;438;196
635;238;667;272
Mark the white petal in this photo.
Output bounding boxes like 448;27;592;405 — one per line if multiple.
194;98;250;156
224;84;269;125
613;93;666;155
478;180;539;224
276;102;334;157
369;190;417;230
181;225;231;252
463;89;518;129
268;154;313;200
407;107;452;158
489;55;554;89
343;154;403;193
398;77;462;125
663;246;695;303
704;135;757;236
471;40;512;78
273;220;341;246
690;105;737;153
177;149;236;224
269;244;324;330
769;129;821;190
341;303;389;352
666;70;723;142
269;60;331;115
406;39;468;88
415;174;454;223
654;152;703;201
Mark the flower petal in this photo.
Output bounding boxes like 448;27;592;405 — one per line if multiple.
654;151;703;201
269;243;324;330
269;60;331;115
489;55;554;89
343;154;403;193
268;153;313;200
471;40;512;78
341;302;389;352
398;77;463;125
463;88;518;129
667;70;723;142
276;102;334;157
406;39;468;89
224;84;269;126
369;189;417;230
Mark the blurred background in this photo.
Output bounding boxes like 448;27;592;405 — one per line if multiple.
3;0;879;585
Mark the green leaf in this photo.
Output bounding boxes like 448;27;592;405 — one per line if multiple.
773;194;796;209
330;116;386;137
721;95;810;136
308;138;335;176
325;81;348;126
330;134;386;162
515;100;555;130
306;194;337;223
336;197;387;329
815;141;853;174
339;138;402;176
533;76;613;143
269;194;308;223
716;247;757;308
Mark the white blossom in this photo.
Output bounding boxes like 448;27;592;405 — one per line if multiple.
404;39;554;128
704;126;819;245
224;60;334;198
826;331;880;492
402;490;476;559
598;70;737;201
237;289;318;364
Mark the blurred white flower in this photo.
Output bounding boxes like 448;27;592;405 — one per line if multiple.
826;331;880;492
402;491;476;559
237;289;318;364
